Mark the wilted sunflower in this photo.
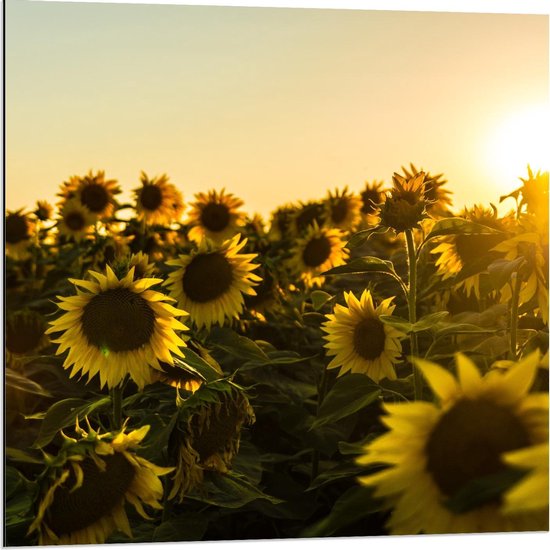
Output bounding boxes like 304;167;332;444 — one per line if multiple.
56;198;95;242
6;209;35;259
133;171;184;226
187;189;245;244
168;385;255;502
6;309;49;364
164;234;261;330
377;171;430;233
322;290;405;382
324;187;362;232
28;423;173;545
46;265;189;389
431;205;513;299
59;170;120;221
399;163;453;217
358;352;548;534
288;200;327;237
287;221;348;287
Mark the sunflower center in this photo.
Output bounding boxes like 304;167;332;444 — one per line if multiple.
140;185;163;211
426;399;530;498
353;317;386;361
80;183;110;213
6;214;30;244
46;453;135;536
331;199;349;224
65;212;86;231
302;236;332;267
81;288;156;352
454;234;503;266
6;314;45;354
200;203;231;232
182;253;233;303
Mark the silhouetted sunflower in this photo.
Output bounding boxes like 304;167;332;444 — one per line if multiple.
324;187;362;232
6;309;49;364
187;189;245;244
288;200;327;237
6;209;35;259
46;265;189;389
268;203;296;241
34;200;54;222
164;234;261;330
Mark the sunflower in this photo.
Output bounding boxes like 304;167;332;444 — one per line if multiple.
357;352;548;534
287;221;348;287
46;264;189;389
268;203;296;241
86;235;131;272
324;187;362;232
6;209;35;259
6;309;50;364
322;290;405;382
34;200;54;222
288;200;327;237
27;423;173;545
59;170;120;221
168;385;255;502
164;234;261;330
360;180;386;220
56;198;95;242
133;171;184;226
187;189;245;244
431;205;513;300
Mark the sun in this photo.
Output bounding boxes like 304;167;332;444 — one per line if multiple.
487;103;549;192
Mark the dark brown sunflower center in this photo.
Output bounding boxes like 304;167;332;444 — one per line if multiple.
454;233;503;266
331;199;349;224
46;453;136;536
200;203;231;232
65;212;86;231
6;214;30;244
140;185;163;211
80;183;110;213
426;399;530;498
353;317;386;361
182;253;233;303
296;204;325;233
81;288;156;352
380;197;425;233
191;395;242;462
302;236;332;267
6;314;45;354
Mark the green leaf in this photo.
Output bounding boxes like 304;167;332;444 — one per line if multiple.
379;314;412;333
209;327;269;363
323;257;399;279
486;257;527;290
312;374;381;429
308;462;367;490
435;322;498;339
178;349;220;383
301;485;385;537
6;447;44;465
346;226;389;249
310;290;333;311
424;217;503;243
5;368;52;397
411;311;449;332
153;514;209;542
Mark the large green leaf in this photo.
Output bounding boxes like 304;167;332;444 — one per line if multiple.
5;368;52;398
310;290;334;311
346;226;390;249
153;514;209;542
178;348;220;382
323;257;399;279
424;217;503;243
312;374;381;429
208;327;269;363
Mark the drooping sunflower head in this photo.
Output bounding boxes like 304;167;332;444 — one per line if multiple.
6;209;35;259
133;171;184;226
164;234;261;330
28;423;173;545
377;171;430;233
56;198;95;243
46;265;189;389
6;309;50;364
34;200;54;222
288;200;327;237
287;221;349;288
357;352;548;534
168;384;255;502
58;170;120;221
187;188;246;244
324;187;362;232
322;290;405;382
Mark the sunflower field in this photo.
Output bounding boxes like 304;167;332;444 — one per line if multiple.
4;164;549;545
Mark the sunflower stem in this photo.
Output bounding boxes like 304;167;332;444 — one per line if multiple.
405;229;421;400
111;386;123;430
311;366;328;481
509;271;522;361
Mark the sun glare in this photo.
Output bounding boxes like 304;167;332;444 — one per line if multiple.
487;103;550;193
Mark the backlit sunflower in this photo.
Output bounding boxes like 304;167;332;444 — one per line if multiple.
56;198;95;242
324;187;362;232
187;189;245;244
501;166;549;224
46;265;189;389
288;200;327;237
28;423;173;545
164;234;261;330
6;309;49;365
322;290;405;382
6;209;35;260
168;384;255;502
287;221;348;287
59;170;120;221
357;352;548;534
34;200;54;222
360;180;386;224
268;203;296;241
133;171;184;226
431;205;513;299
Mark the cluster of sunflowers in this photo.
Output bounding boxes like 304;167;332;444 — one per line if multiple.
4;164;549;544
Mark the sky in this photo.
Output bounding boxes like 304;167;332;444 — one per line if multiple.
5;0;549;219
